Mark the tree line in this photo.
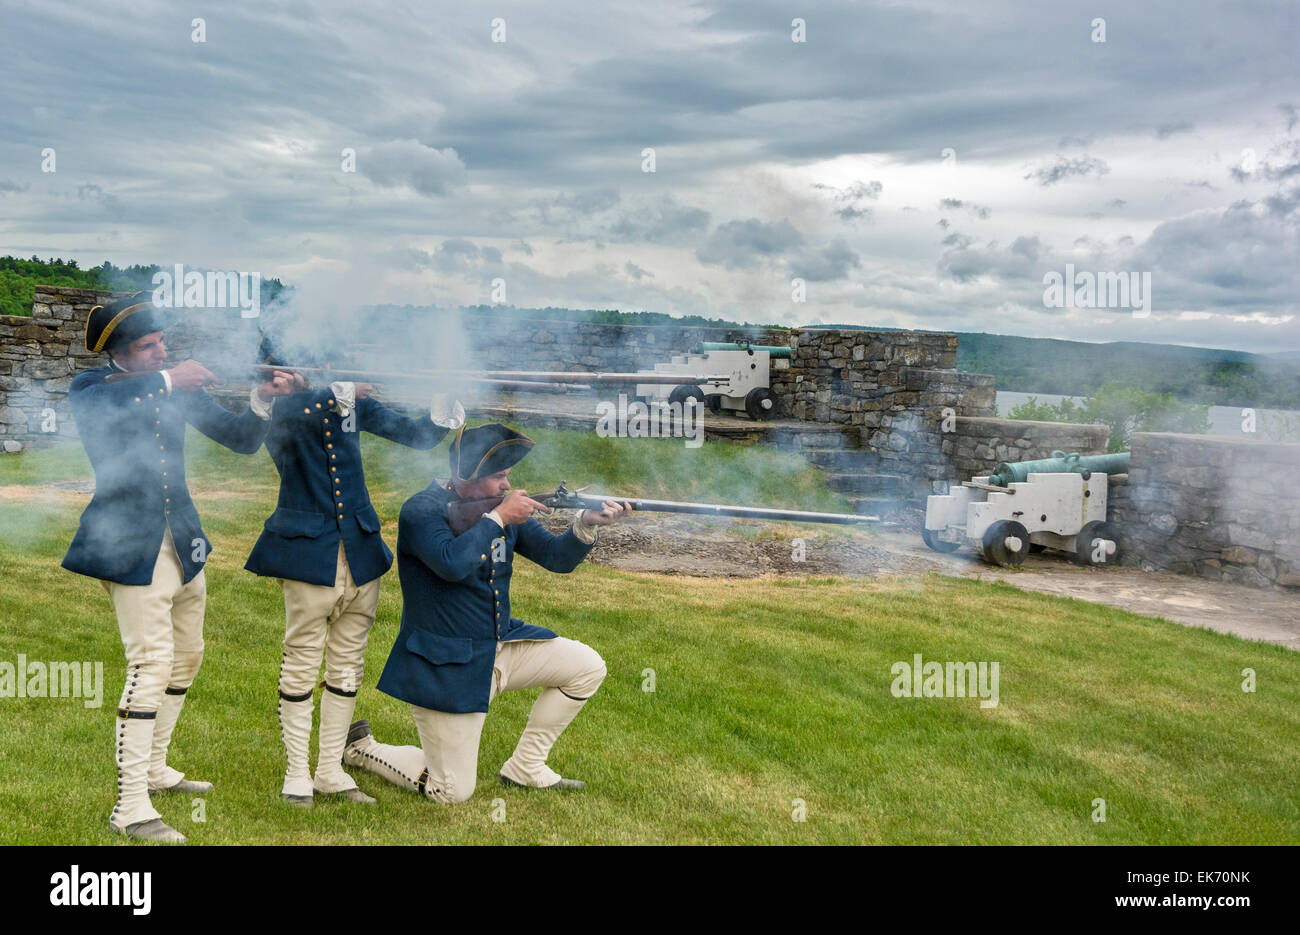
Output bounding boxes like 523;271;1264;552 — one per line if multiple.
0;256;288;318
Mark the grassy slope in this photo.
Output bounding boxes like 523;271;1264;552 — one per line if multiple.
0;429;1296;845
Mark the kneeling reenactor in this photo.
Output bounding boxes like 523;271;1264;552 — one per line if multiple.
343;424;628;802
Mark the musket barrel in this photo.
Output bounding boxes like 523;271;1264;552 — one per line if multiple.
569;493;878;524
258;365;728;385
461;371;730;384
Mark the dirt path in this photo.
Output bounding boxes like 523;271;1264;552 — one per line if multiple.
541;514;1300;651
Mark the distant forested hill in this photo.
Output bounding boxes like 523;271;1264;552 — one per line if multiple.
815;323;1300;409
0;256;288;318
953;332;1300;408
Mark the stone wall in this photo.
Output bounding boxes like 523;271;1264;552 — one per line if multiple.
0;288;107;450
0;285;259;451
1111;432;1300;588
945;417;1111;484
774;329;991;428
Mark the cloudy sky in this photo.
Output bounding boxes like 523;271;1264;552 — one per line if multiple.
2;0;1298;353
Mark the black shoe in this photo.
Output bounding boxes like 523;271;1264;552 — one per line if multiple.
346;719;371;747
499;773;586;791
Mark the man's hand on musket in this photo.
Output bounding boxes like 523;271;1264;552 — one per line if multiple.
580;498;633;527
165;359;218;392
495;489;551;526
257;370;307;402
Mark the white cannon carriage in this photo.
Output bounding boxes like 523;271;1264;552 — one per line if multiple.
635;343;787;420
923;470;1119;567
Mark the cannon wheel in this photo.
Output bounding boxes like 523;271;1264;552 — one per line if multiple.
981;519;1030;567
1073;520;1116;566
744;387;776;420
922;526;962;553
669;384;706;407
705;393;724;414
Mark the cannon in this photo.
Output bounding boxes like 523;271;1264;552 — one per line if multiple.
923;451;1125;568
634;341;789;420
986;450;1130;486
694;342;793;359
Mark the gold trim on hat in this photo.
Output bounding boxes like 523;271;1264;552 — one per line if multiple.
452;425;534;481
89;301;152;353
467;437;533;480
450;424;469;481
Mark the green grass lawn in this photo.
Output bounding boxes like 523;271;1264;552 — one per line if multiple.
1;428;1297;844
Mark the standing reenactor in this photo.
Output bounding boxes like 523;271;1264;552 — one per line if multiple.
244;345;464;807
64;293;300;843
343;424;628;803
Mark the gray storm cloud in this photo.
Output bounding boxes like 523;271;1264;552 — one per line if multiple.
360;140;468;197
696;218;804;269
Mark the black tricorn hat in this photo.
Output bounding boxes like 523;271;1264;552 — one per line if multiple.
85;291;165;353
450;423;534;482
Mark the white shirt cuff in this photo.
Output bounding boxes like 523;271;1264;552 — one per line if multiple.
430;394;466;430
160;370;173;394
484;510;505;529
330;381;356;417
249;385;274;420
571;514;599;544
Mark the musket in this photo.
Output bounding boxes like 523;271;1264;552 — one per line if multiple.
445;481;879;536
248;365;730;385
103;362;725;389
102;365;592;392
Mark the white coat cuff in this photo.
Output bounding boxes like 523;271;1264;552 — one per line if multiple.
571;514;599;544
249;385;274;420
430;394;466;430
330;381;356;417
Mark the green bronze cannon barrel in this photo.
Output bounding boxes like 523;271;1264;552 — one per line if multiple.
988;450;1130;487
692;341;794;359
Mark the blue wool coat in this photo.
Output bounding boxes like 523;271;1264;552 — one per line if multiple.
244;387;450;587
375;483;595;714
62;366;271;585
